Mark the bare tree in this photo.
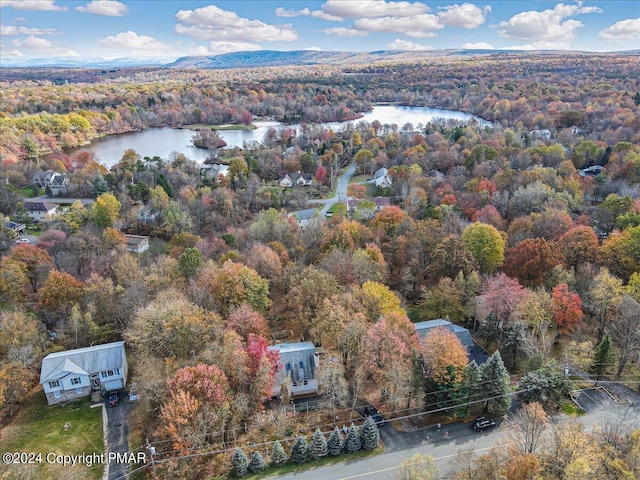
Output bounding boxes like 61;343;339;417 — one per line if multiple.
609;296;640;378
397;453;439;480
504;402;550;455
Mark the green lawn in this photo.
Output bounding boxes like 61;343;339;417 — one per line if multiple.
17;187;44;198
0;390;105;480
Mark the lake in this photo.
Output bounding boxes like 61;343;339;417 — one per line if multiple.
83;105;491;168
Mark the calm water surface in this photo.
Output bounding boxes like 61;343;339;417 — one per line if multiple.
84;105;491;168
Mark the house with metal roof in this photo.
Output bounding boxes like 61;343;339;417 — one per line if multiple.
40;341;127;405
268;342;319;397
414;319;475;348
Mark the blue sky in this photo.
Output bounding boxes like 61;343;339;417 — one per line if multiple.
0;0;638;60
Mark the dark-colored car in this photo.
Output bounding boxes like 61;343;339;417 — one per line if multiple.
108;392;119;407
364;405;385;426
473;416;496;431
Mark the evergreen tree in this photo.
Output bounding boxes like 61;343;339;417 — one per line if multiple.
589;333;616;381
479;351;511;417
462;360;482;416
231;447;248;477
248;451;266;473
291;437;309;465
310;428;328;460
270;440;288;467
327;426;344;456
92;174;109;197
502;321;527;371
345;423;362;453
360;416;380;450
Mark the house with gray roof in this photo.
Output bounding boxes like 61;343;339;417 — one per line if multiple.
289;208;318;229
40;341;127;405
414;319;475;348
268;342;319;397
24;201;58;222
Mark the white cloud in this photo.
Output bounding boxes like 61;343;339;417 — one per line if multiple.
304;46;322;51
355;14;441;37
310;10;343;22
11;34;77;55
2;48;25;56
322;27;368;38
208;41;261;53
438;3;491;29
275;7;310;18
462;41;494;49
321;0;429;19
99;31;166;50
175;5;298;42
599;18;640;42
76;1;127;17
496;3;602;46
275;6;341;22
0;25;61;35
0;0;66;11
13;35;51;48
386;38;432;50
503;40;570;51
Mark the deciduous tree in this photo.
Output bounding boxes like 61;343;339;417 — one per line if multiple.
503;238;560;287
126;289;222;359
552;283;583;334
609;296;640;378
397;453;439;480
91;192;121;228
421;327;468;385
461;222;505;274
504;402;550;455
38;270;84;323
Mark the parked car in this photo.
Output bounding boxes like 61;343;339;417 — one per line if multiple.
15;237;30;244
473;416;496;431
108;392;119;407
364;405;385;426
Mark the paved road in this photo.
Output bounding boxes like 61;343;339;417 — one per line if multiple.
309;162;357;216
274;386;640;480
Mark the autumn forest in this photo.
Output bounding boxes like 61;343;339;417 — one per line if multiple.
1;51;639;479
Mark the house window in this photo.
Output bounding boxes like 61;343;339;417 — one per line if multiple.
54;391;61;399
49;380;59;389
285;363;291;372
291;381;298;387
71;377;81;385
303;380;309;386
101;369;119;378
76;387;83;394
299;361;304;368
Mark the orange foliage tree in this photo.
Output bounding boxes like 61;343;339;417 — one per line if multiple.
421;327;468;385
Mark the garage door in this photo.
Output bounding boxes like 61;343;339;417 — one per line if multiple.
104;379;123;391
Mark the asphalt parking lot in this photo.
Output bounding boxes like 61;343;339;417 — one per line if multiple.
572;387;617;412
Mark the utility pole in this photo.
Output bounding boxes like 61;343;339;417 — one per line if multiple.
146;438;157;480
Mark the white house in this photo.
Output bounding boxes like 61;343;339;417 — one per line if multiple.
268;342;319;397
530;129;551;140
24;201;58;222
40;341;128;405
200;164;229;182
289;208;318;229
125;234;150;253
373;167;392;188
33;170;70;196
279;172;313;188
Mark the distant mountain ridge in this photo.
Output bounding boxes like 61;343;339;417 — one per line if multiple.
165;49;486;69
2;49;637;69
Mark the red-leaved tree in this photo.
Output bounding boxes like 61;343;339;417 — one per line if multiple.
552;283;583;334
